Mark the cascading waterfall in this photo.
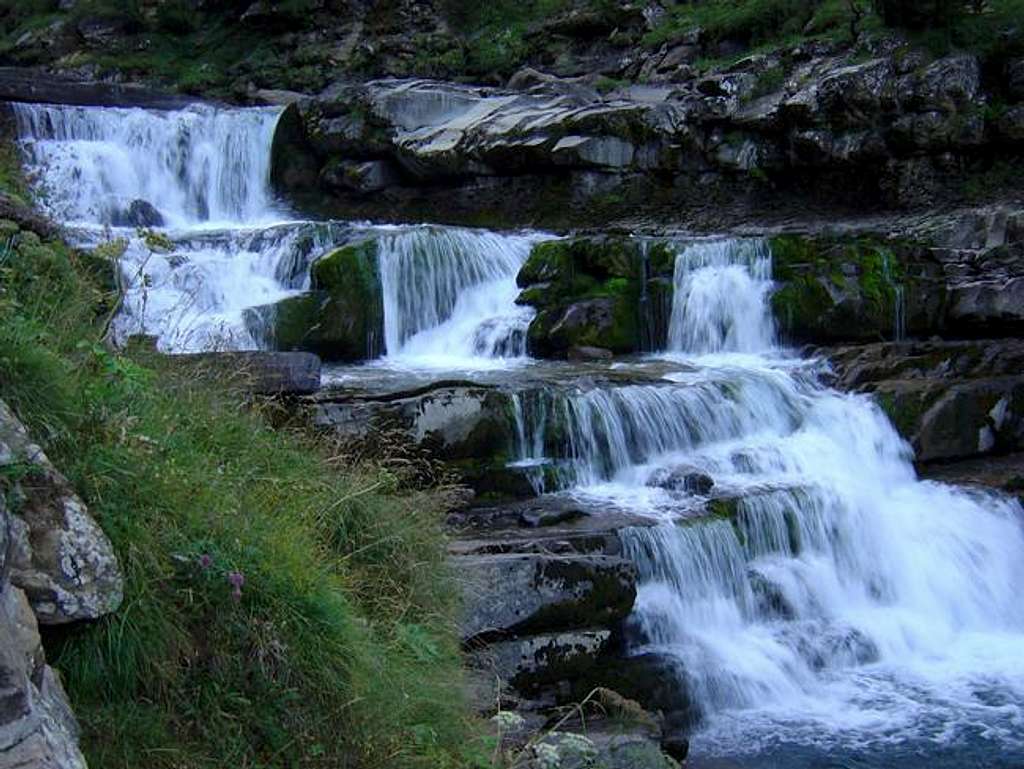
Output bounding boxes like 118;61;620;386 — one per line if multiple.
11;94;1024;766
603;237;1024;765
667;239;775;354
376;226;540;365
13;103;283;227
11;101;339;352
503;235;1024;763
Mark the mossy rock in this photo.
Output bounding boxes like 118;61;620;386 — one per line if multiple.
520;237;646;357
246;237;384;361
299;238;385;359
768;234;912;343
527;294;640;357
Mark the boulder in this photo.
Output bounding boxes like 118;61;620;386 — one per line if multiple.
517;237;652;358
247;239;384;361
458;553;637;643
112;199;164;228
529;297;640;358
0;486;88;768
312;383;516;461
0;400;123;625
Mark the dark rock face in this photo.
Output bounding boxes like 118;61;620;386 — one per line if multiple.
266;46;1024;227
828;340;1024;463
112;198;164;228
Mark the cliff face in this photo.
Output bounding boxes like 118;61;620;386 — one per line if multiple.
267;46;1023;228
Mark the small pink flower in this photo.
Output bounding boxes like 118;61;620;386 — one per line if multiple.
198;554;213;570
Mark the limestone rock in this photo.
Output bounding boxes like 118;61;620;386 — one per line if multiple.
458;553;636;643
0;495;88;769
0;400;122;625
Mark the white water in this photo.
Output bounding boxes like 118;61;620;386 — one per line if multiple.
13;103;539;362
12;102;336;351
14;103;283;227
517;237;1024;761
667;239;775;354
12;99;1024;763
376;226;540;367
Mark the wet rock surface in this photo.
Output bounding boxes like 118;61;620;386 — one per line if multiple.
827;339;1024;463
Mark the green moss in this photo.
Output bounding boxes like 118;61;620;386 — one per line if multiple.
873;387;940;440
770;275;834;334
248;238;385;361
0;139;31;206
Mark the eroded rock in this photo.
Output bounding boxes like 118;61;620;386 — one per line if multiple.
0;399;122;625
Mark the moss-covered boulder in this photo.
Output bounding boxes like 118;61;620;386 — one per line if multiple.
247;238;384;361
517;237;675;358
769;234;945;343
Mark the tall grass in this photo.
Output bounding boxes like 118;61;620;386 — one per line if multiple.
0;145;486;768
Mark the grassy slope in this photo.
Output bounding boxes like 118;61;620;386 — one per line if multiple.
0;142;487;768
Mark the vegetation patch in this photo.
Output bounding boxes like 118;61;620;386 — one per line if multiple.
0;140;484;769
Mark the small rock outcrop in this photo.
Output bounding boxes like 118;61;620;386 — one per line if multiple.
1;488;88;769
0;399;123;625
247;239;384;361
828;339;1024;463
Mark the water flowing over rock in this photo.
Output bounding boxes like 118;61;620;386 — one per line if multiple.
9;92;1024;768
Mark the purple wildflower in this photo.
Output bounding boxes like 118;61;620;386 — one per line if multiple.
227;571;245;601
198;554;213;570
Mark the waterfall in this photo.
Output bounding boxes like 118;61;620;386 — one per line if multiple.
602;237;1024;762
107;222;347;351
667;239;775;355
10;102;333;352
12;103;283;227
376;226;540;365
